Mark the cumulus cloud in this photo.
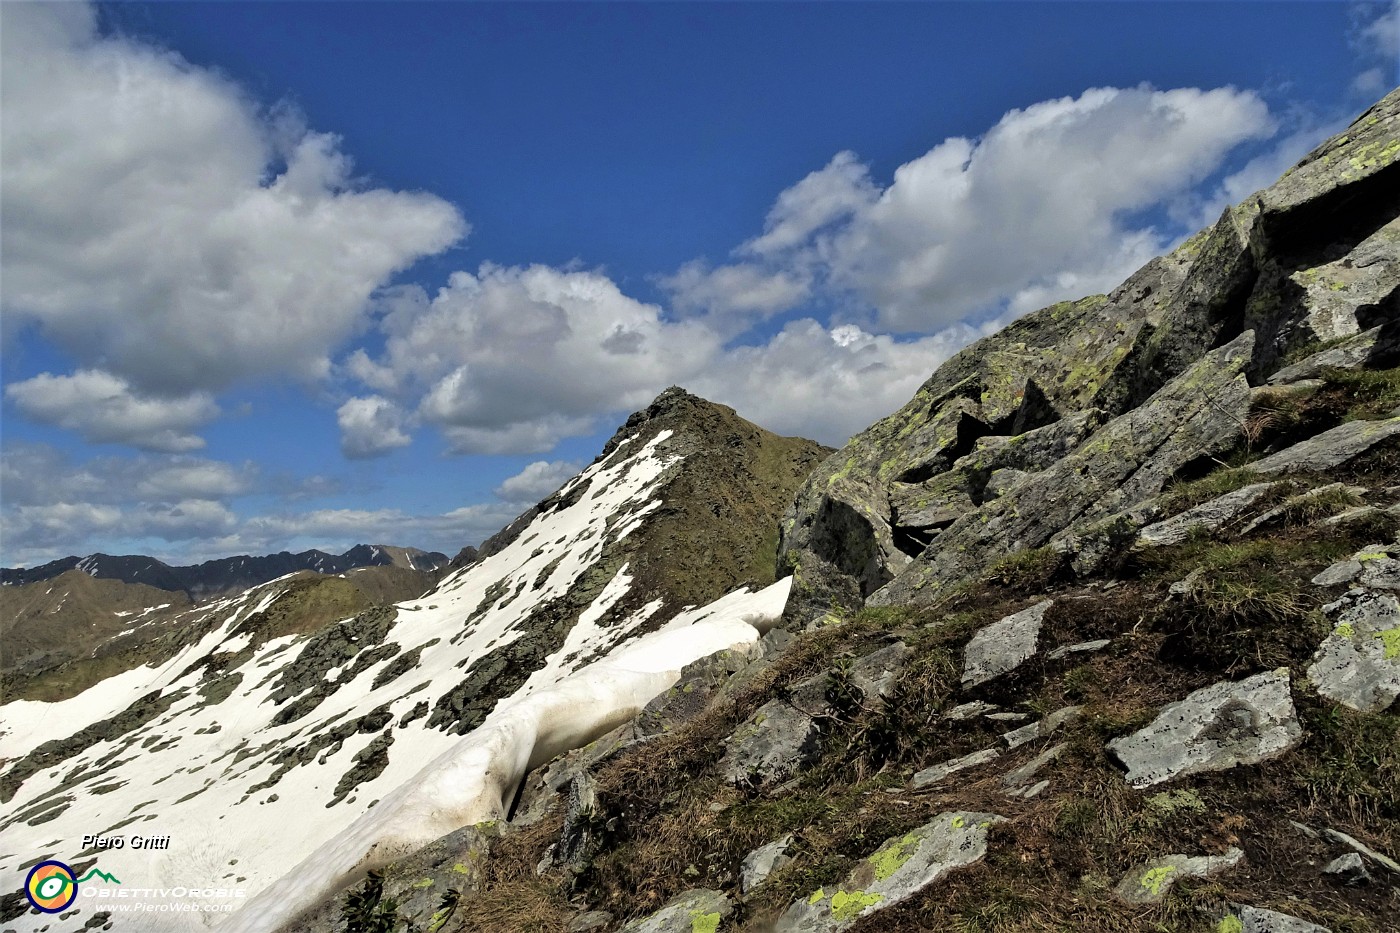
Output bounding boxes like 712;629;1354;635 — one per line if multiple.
337;395;413;459
741;151;879;256
0;444;255;507
494;460;582;503
690;318;1001;444
769;86;1279;330
658;260;810;327
356;265;722;454
0;2;464;410
5;370;220;452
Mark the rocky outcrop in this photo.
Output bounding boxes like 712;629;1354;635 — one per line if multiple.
870;332;1256;604
780;90;1400;620
1307;582;1400;712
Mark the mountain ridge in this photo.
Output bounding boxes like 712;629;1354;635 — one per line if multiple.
0;543;450;600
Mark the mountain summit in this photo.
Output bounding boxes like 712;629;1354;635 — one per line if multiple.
0;388;826;932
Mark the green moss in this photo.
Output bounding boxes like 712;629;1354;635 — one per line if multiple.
1375;627;1400;660
867;832;920;881
829;889;884;921
1139;864;1176;896
688;909;722;933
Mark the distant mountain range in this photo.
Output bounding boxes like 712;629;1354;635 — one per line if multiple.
0;544;449;600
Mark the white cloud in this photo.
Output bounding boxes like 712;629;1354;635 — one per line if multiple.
1;443;256;507
5;370;220;452
1362;1;1400;58
0;2;464;408
658;260;810;327
741;86;1276;331
360;264;722;454
337;395;412;459
494;460;582;503
741;151;879;256
129;499;239;540
690;318;998;444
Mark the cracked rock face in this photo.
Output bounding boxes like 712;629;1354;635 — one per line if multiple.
1307;589;1400;712
1106;670;1302;787
777;812;1004;932
961;600;1052;687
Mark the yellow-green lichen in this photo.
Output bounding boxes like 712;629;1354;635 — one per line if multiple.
950;815;966;829
1337;622;1355;640
808;887;826;905
427;908;451;933
1375;627;1400;660
689;909;722;933
830;889;884;921
868;832;921;881
411;877;435;890
450;863;470;875
1139;865;1177;896
1217;917;1244;933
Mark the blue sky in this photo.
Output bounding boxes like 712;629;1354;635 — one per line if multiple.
2;1;1396;568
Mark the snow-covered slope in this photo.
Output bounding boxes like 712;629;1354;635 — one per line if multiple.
0;390;825;931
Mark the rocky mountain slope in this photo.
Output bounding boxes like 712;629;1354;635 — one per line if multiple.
0;392;827;932
1;544;450;601
196;89;1400;933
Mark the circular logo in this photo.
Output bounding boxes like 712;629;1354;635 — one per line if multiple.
25;860;77;913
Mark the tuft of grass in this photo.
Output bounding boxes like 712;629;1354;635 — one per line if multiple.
982;546;1065;594
1320;365;1400;421
1270;484;1365;527
1156;468;1258;516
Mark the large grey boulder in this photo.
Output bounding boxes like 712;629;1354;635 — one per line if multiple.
719;639;911;787
1107;670;1302;787
1113;847;1245;904
776;812;1004;932
618;889;733;933
1245;417;1400;475
1286;217;1400;344
961;600;1052;687
1307;589;1400;712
